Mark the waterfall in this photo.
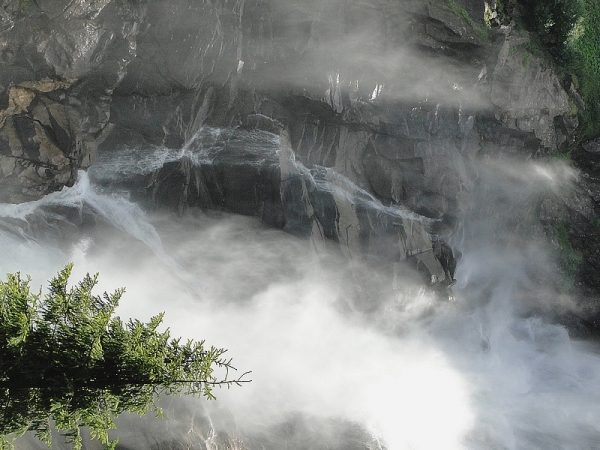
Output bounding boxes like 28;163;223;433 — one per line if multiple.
2;132;600;450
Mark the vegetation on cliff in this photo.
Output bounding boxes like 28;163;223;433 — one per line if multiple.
568;0;600;140
0;265;248;449
518;0;600;140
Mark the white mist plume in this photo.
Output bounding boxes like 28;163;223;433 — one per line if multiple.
246;0;487;108
67;213;475;450
0;179;474;449
2;157;600;450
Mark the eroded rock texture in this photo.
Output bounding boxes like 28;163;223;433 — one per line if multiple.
1;0;599;307
0;0;143;202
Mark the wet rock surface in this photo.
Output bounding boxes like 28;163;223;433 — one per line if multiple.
0;0;144;201
1;0;600;323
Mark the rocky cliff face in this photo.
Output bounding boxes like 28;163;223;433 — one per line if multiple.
0;0;144;202
1;0;598;322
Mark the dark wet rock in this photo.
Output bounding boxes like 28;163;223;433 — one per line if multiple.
426;2;485;47
489;30;575;151
3;0;600;310
90;127;450;289
0;80;107;202
582;138;600;155
0;0;144;202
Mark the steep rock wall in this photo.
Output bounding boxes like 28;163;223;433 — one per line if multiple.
0;0;144;202
1;0;598;311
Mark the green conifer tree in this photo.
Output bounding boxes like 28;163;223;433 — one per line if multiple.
0;264;248;450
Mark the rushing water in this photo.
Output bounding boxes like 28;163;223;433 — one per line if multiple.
2;130;600;450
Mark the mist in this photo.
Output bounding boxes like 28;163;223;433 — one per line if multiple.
0;3;595;447
2;150;600;449
241;0;487;109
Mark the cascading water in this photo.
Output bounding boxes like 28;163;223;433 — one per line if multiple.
2;129;600;450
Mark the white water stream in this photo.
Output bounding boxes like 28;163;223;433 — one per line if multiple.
2;138;600;450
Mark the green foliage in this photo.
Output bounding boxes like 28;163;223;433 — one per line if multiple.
519;0;582;58
551;149;572;162
517;0;600;140
484;0;508;28
0;265;248;450
553;221;582;291
567;0;600;139
496;0;506;17
445;0;472;23
444;0;489;42
506;41;535;70
524;38;547;57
